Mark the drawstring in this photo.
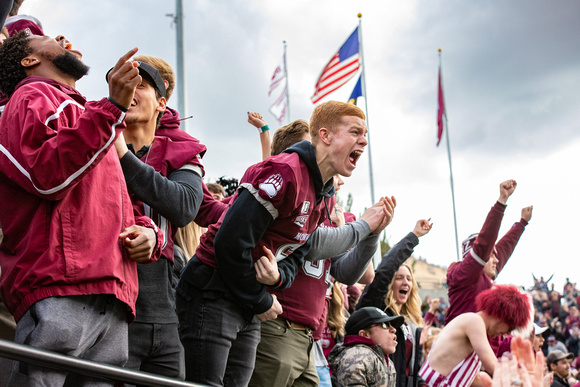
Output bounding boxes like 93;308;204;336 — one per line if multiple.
324;197;334;226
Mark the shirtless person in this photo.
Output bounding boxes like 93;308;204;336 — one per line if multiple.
419;285;532;386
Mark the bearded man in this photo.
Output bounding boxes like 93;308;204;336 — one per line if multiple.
0;32;162;385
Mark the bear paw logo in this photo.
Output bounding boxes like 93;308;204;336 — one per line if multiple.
259;174;283;198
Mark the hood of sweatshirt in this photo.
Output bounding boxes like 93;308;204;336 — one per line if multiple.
283;140;335;204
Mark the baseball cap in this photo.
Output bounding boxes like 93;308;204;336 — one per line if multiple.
546;350;573;366
461;233;478;258
462;233;498;260
534;323;549;336
105;61;166;98
345;307;405;335
548;335;556;342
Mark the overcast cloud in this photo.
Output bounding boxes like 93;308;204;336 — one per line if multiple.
21;0;580;290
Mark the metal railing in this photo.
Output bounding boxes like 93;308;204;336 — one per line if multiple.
0;339;205;386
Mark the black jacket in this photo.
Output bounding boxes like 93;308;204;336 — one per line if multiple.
551;373;570;387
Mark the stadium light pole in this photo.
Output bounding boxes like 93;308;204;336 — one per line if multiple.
167;0;188;130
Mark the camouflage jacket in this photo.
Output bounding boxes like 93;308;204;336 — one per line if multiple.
329;341;396;387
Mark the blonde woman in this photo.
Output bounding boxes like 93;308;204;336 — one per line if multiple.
321;282;348;359
356;219;432;387
172;221;206;289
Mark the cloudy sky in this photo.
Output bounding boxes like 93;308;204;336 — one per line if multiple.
21;0;580;291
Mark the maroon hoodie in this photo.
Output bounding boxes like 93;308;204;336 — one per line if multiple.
156;107;227;227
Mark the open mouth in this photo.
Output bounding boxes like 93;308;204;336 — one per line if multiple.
64;43;83;58
130;99;137;107
349;150;363;166
399;288;411;301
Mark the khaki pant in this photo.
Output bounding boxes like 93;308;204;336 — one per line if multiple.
249;318;319;387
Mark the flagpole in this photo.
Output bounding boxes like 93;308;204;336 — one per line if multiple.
357;13;375;205
358;14;382;269
283;40;290;124
175;0;187;130
439;49;460;262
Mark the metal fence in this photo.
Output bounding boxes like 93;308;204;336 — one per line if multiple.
0;339;206;386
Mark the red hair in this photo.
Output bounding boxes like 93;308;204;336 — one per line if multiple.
476;284;532;330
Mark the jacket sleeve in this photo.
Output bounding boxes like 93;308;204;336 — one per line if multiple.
214;188;275;315
0;1;11;32
495;219;527;275
120;151;203;227
471;201;506;264
330;232;380;285
5;91;125;201
356;232;419;310
304;220;371;262
134;215;164;263
448;202;506;285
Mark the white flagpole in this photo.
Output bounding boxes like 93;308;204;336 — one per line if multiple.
175;0;187;130
358;14;382;268
439;49;460;262
283;41;290;124
357;13;375;205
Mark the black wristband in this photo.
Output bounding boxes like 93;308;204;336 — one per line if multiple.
107;97;128;113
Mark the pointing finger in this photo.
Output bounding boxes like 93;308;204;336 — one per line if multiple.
113;47;139;73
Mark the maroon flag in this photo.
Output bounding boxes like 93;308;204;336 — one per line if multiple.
437;66;445;146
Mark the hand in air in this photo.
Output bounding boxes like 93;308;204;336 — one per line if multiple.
371;196;396;235
412;218;433;238
248;112;268;129
479;336;547;387
107;48;141;109
498;179;517;204
521;206;533;222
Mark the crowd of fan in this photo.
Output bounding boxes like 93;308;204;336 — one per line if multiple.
532;278;580;358
419;279;580;386
419;277;580;360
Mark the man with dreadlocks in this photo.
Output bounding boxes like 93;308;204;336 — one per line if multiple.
0;32;162;384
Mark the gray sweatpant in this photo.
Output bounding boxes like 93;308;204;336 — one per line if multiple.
9;294;128;386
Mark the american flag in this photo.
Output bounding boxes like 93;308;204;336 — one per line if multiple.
311;27;360;104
